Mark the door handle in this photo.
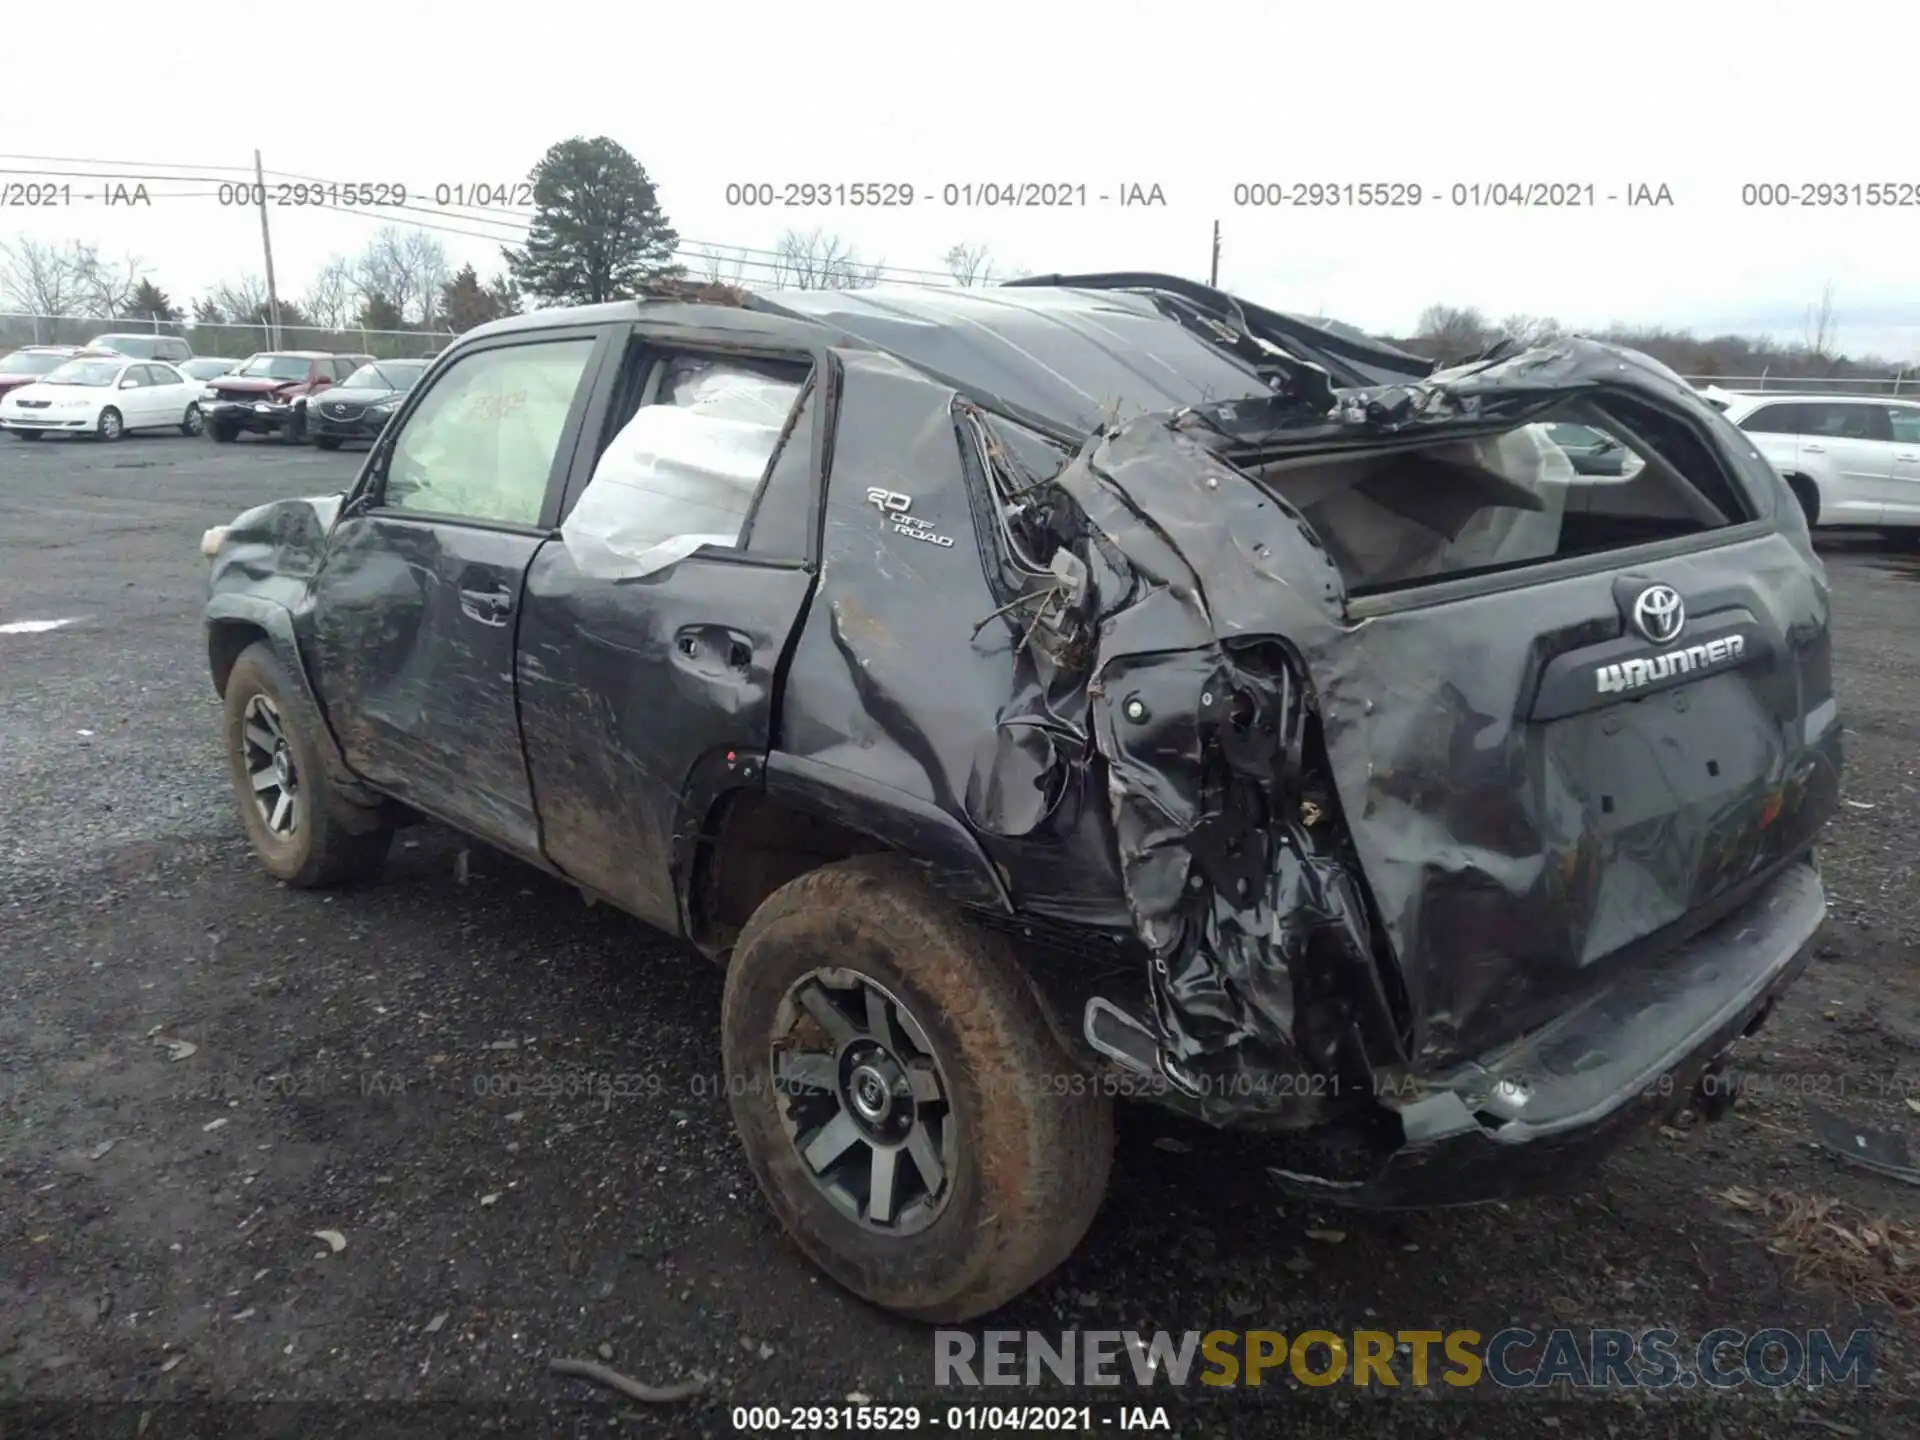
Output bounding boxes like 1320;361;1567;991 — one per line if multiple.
459;586;513;625
1802;444;1826;453
1898;453;1920;462
672;626;756;676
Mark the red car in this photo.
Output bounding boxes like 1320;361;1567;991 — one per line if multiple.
0;345;115;401
200;352;374;443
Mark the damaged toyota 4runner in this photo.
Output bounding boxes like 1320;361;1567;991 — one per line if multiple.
201;274;1842;1321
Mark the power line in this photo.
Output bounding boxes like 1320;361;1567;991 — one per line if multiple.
0;152;257;174
2;152;969;290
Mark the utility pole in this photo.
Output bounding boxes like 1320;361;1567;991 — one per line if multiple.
1209;220;1221;288
254;149;282;349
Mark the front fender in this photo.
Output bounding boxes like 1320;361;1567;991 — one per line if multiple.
204;591;378;809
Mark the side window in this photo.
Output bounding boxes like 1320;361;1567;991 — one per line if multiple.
560;350;811;578
138;365;168;386
1738;403;1806;435
1804;403;1891;442
121;366;150;387
382;338;597;527
741;378;818;555
1888;408;1920;445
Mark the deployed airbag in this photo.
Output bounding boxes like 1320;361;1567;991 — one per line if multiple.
561;361;801;580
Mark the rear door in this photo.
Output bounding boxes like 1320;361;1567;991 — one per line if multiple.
1800;401;1894;522
515;326;824;934
303;327;608;860
1881;404;1920;525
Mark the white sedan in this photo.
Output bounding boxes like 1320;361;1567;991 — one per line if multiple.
0;354;207;441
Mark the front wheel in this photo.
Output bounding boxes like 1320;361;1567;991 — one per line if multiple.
721;854;1114;1322
222;641;393;887
180;403;203;437
96;407;123;441
209;421;237;443
9;430;42;440
313;436;342;451
1883;527;1920;552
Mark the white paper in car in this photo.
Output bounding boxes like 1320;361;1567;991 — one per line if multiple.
561;366;798;580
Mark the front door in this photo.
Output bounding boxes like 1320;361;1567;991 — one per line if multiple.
303;330;604;858
516;332;824;933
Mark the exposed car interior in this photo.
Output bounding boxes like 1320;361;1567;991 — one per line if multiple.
1243;402;1758;595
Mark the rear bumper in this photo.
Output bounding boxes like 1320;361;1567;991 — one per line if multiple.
1266;857;1825;1206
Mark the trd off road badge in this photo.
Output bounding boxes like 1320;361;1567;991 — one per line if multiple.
866;487;954;548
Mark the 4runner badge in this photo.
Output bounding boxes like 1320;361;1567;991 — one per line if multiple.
1596;633;1745;695
866;486;954;548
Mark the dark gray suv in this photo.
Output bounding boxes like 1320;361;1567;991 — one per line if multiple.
200;274;1842;1321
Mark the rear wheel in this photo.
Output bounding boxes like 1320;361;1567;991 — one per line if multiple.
180;403;203;437
10;430;41;440
721;854;1113;1321
222;641;393;887
1883;527;1920;551
96;407;123;442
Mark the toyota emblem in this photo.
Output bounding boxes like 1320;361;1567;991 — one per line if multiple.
1630;584;1686;644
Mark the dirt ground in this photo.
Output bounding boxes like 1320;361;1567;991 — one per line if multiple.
2;435;1917;1438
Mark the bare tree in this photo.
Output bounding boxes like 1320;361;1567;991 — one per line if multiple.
70;245;150;318
208;274;270;322
351;225;452;326
1801;280;1837;362
1497;312;1563;347
0;236;85;315
941;242;995;287
692;244;748;286
1413;303;1493;361
772;228;883;291
302;255;357;331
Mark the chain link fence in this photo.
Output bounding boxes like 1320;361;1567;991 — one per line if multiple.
0;312;451;361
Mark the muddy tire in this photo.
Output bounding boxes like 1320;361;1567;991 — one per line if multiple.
222;640;392;887
722;854;1113;1322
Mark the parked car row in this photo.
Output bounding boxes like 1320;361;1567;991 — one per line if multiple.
0;345;432;447
1702;388;1920;542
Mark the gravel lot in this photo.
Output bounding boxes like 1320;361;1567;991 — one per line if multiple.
2;433;1917;1437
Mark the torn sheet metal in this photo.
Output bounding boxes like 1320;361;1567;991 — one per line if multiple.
962;336;1840;1120
560;360;800;580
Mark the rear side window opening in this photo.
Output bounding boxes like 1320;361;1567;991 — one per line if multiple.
1241;398;1758;598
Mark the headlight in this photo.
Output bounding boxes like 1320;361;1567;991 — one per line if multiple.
201;387;218;400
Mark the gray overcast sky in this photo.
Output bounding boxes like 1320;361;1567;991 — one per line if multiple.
4;0;1917;358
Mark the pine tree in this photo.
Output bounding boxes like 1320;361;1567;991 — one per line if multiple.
503;137;680;305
